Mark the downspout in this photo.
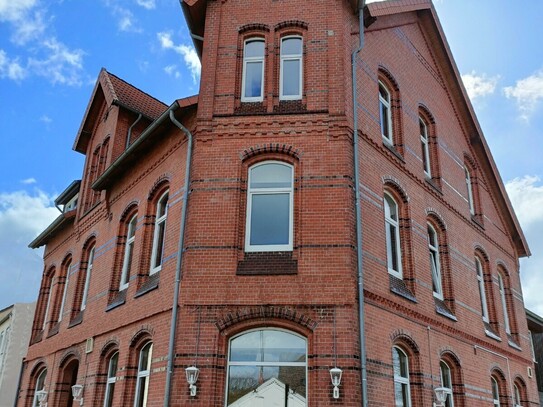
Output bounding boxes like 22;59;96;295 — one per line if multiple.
126;113;142;149
352;1;368;406
163;108;193;407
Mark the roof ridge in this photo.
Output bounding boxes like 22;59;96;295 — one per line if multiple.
104;69;168;107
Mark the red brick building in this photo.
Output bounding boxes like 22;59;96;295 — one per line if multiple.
19;0;539;406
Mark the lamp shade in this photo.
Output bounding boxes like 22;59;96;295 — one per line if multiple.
36;389;48;403
71;384;84;399
185;366;200;385
434;387;448;404
329;367;343;387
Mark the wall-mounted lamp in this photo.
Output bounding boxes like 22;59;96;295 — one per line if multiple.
71;384;84;405
185;366;200;397
329;367;343;399
434;387;448;407
36;389;48;407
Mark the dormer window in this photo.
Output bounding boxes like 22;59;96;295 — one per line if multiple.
64;193;79;212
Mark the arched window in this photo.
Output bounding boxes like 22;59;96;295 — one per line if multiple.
384;193;402;277
58;257;72;322
475;257;489;322
245;162;293;252
226;329;307;406
497;273;510;334
392;346;411;407
379;81;393;144
41;268;55;331
439;360;454;407
513;378;527;407
103;351;118;407
150;191;168;274
280;36;303;100
420;117;431;177
31;368;47;407
428;223;442;299
491;376;501;407
81;244;95;311
242;39;265;102
465;167;475;216
120;214;137;289
134;342;152;407
514;383;521;407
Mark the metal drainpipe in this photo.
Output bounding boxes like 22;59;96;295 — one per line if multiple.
126;113;142;149
163;109;193;407
352;1;368;406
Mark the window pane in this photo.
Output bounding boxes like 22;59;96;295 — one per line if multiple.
263;330;306;363
104;383;115;407
244;62;263;98
282;59;301;97
282;38;302;55
250;194;290;245
153;222;165;267
380;101;390;139
108;353;118;377
245;40;264;58
394;381;406;407
230;331;261;362
387;223;399;272
227;366;306;406
250;163;292;189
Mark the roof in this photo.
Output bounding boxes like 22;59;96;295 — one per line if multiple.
363;0;529;257
54;180;81;206
92;95;198;191
28;211;76;249
73;68;168;154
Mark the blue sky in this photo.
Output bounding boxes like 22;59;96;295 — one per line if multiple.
1;0;542;316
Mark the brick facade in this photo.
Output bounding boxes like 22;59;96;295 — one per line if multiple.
18;0;539;406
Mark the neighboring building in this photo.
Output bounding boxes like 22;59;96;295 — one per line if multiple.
527;309;543;405
17;0;540;406
0;303;36;407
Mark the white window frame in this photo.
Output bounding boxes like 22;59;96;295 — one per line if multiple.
120;215;137;289
103;352;118;407
529;330;536;362
514;383;522;407
150;191;168;274
491;377;501;407
440;361;454;407
32;369;47;407
498;273;511;334
225;328;307;407
58;260;71;322
428;223;443;299
393;346;411;407
81;246;95;311
241;38;265;102
134;342;152;407
384;193;402;277
245;161;293;252
465;167;475;215
280;35;303;100
475;257;489;322
42;276;53;330
420;118;431;177
379;81;393;144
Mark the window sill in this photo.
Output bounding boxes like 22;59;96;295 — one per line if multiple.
46;322;60;338
106;289;127;311
507;334;522;350
135;272;160;298
389;274;417;303
382;141;405;163
434;297;457;321
483;322;501;342
471;214;485;229
425;177;443;195
68;310;84;328
237;252;297;275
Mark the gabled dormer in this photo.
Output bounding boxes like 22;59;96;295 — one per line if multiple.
72;68;167;217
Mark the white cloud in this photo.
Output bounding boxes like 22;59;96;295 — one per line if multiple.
0;0;46;45
157;32;201;83
0;0;37;22
505;176;543;315
39;114;52;124
461;71;499;100
0;189;58;309
0;50;26;80
504;70;543;122
21;178;37;185
103;0;142;33
27;38;85;86
164;64;180;79
135;0;155;10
